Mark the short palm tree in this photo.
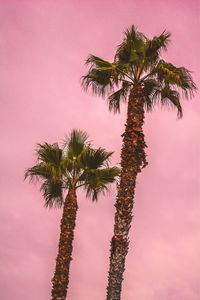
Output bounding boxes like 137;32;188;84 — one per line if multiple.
82;25;197;300
25;129;119;300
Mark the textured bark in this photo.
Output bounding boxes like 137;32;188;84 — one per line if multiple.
106;84;148;300
51;188;78;300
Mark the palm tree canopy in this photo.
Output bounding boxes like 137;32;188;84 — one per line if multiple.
82;25;197;118
25;129;120;208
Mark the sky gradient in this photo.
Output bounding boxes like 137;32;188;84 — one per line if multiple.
0;0;200;299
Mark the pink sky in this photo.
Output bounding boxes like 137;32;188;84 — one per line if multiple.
0;0;199;299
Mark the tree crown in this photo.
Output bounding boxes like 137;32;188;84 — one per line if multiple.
25;129;120;208
82;25;197;118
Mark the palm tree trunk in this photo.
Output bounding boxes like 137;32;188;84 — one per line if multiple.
106;84;148;300
51;188;78;300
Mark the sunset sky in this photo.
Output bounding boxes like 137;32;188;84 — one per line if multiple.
0;0;199;299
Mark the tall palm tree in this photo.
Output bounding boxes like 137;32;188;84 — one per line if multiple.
25;129;119;300
82;26;197;300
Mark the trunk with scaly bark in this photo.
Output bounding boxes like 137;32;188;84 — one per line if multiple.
106;84;148;300
51;188;78;300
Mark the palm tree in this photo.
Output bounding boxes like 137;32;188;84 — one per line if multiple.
25;129;119;300
82;26;197;300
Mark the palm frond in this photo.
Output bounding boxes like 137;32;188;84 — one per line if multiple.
40;180;63;208
79;147;114;170
108;81;131;113
155;60;197;98
25;163;54;182
36;143;63;166
82;69;114;96
83;167;120;201
64;129;89;159
85;55;114;71
61;156;74;173
82;55;119;96
25;159;63;208
25;141;65;208
125;25;146;41
160;86;183;118
145;31;171;57
96;167;120;183
115;25;145;64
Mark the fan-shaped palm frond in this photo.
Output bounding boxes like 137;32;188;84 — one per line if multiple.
40;179;63;208
155;60;197;97
25;163;55;182
108;81;131;113
79;147;113;170
86;55;114;71
160;86;183;118
83;167;120;201
115;25;145;64
64;129;89;159
145;31;171;57
36;143;63;166
25;143;64;208
82;55;117;97
82;69;114;96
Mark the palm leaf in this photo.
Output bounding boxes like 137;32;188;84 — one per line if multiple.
85;55;114;71
82;55;120;96
40;179;63;208
115;25;145;64
36;143;63;166
160;86;183;118
145;31;171;57
155;60;197;97
84;167;120;201
65;129;89;159
25;160;64;208
82;69;114;96
108;81;131;113
25;163;54;182
80;147;113;170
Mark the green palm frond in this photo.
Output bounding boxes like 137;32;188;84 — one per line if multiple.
25;163;54;182
85;55;114;71
82;69;114;96
25;162;63;208
64;129;89;159
36;143;63;166
80;147;114;170
115;25;145;64
82;55;118;96
124;25;146;42
40;180;63;208
145;31;171;57
108;81;131;113
155;60;197;97
25;143;64;208
83;167;120;201
160;86;183;118
61;157;74;173
96;167;120;183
